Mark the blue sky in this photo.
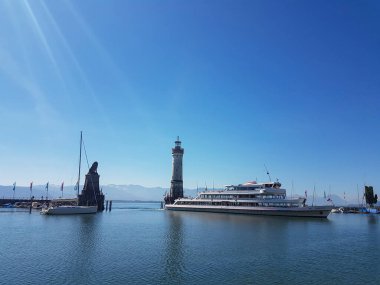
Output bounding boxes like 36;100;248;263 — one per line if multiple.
0;0;379;199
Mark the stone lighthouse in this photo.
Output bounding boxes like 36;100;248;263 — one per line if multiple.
167;136;184;204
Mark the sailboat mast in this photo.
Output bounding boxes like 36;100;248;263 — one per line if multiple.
78;131;82;197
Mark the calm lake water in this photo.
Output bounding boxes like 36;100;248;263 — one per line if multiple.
0;202;379;285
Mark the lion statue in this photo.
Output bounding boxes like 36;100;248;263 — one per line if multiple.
88;161;98;174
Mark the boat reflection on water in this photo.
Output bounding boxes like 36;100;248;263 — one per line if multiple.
65;215;101;284
366;215;379;225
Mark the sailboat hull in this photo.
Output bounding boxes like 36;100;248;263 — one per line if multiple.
41;205;97;215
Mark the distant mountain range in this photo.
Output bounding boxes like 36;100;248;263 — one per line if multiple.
0;184;178;201
0;184;371;206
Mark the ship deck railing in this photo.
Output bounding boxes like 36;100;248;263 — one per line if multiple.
175;199;303;207
189;198;299;203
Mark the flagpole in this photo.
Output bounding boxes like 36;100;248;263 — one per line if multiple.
12;182;16;200
46;182;49;200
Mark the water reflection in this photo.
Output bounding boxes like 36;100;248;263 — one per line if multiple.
1;205;378;285
66;215;101;284
366;214;379;225
161;211;184;284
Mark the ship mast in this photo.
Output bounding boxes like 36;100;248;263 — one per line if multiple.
264;164;272;181
77;131;82;197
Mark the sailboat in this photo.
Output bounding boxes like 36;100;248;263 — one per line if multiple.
41;204;97;215
41;132;98;215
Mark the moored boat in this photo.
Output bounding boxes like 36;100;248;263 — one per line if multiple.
32;201;44;209
41;205;97;215
165;181;333;218
331;207;344;213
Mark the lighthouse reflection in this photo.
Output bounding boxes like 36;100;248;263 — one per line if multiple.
161;211;185;283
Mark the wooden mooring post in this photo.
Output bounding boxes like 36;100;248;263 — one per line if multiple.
29;196;34;214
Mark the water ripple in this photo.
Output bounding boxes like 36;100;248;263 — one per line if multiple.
0;203;379;285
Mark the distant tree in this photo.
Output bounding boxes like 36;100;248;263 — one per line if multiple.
365;186;378;207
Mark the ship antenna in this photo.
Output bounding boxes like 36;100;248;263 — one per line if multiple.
264;164;272;181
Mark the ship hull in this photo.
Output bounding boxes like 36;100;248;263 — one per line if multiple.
165;204;332;218
41;205;98;215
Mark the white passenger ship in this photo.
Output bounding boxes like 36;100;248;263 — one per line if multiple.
165;181;332;218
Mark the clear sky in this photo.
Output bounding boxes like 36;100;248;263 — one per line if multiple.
0;0;379;198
